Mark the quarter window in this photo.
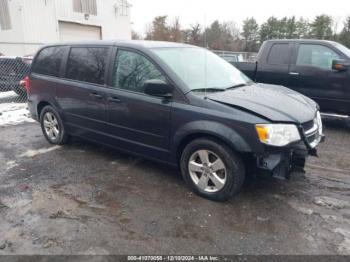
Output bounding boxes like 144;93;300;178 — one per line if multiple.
32;47;66;77
113;50;166;93
296;44;340;70
267;44;289;65
66;47;109;85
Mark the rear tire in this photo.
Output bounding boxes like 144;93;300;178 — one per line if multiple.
180;138;245;201
40;106;70;145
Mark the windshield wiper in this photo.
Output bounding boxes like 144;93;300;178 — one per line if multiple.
191;88;226;93
225;83;248;90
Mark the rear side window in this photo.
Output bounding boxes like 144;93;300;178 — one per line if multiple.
66;47;109;85
32;47;65;77
267;44;289;65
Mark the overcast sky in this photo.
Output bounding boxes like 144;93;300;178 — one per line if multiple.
129;0;350;35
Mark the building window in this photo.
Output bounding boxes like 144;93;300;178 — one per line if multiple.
115;0;130;17
73;0;97;16
0;0;12;30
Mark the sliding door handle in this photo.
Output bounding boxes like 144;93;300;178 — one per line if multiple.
108;97;122;103
289;72;300;76
90;92;103;99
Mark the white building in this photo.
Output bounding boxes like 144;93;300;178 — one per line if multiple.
0;0;132;56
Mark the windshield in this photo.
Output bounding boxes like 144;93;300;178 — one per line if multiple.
152;47;252;91
332;42;350;58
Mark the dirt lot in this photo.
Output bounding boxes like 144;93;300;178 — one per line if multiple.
0;112;349;255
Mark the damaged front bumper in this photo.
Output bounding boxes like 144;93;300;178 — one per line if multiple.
256;119;325;180
256;142;318;180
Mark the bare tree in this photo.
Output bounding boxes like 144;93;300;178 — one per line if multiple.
169;17;182;42
189;23;202;46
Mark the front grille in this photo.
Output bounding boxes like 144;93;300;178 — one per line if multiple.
302;120;314;131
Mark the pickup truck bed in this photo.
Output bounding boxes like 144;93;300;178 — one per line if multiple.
235;62;257;80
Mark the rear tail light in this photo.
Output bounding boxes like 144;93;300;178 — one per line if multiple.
20;76;30;94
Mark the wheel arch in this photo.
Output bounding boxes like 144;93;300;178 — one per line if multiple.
37;101;52;119
173;121;253;163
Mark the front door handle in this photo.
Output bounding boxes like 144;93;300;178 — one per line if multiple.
289;72;300;76
90;92;103;99
108;96;122;103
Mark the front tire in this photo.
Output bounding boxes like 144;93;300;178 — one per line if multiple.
180;138;245;201
40;106;69;145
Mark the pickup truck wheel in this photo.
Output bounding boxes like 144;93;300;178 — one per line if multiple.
40;106;69;145
180;138;245;201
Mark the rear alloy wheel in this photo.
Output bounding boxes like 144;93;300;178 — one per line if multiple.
180;138;245;201
40;106;69;145
43;112;60;141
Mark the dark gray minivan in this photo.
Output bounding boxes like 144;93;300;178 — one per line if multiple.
27;40;324;201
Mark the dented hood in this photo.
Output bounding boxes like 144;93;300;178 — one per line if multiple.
206;83;317;123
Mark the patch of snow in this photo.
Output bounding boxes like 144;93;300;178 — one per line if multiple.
0;91;17;99
313;196;349;209
5;160;18;171
20;146;61;158
287;199;314;215
0;101;34;126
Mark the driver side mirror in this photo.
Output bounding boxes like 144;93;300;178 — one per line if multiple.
144;79;173;99
332;59;349;71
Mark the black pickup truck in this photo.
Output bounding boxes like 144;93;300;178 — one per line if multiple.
234;39;350;120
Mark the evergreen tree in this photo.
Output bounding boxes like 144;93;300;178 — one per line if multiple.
241;17;259;51
309;15;333;39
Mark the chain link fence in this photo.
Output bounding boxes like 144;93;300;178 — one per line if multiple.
212;50;258;62
0;55;33;126
0;55;31;104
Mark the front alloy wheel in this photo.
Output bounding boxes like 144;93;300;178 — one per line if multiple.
188;150;227;193
180;138;245;201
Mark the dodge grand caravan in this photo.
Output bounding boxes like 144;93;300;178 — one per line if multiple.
27;41;324;201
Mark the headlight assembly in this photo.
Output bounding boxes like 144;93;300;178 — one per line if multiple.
255;124;301;147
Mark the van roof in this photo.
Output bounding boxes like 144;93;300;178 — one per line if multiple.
44;40;195;49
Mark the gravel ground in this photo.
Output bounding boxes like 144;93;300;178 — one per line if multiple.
0;115;349;255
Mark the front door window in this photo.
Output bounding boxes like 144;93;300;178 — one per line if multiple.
296;44;340;70
113;49;166;93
